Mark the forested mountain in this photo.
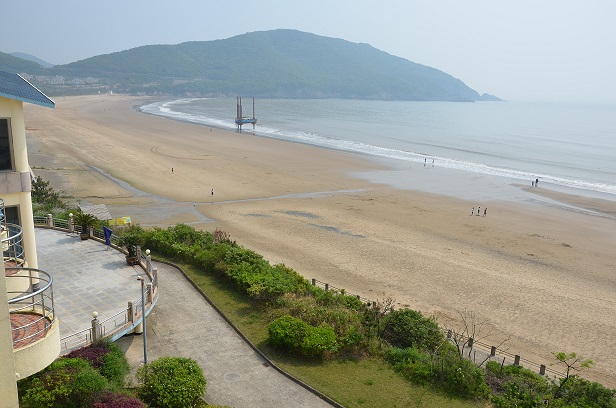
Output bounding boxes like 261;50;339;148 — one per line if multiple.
1;30;499;101
0;52;47;75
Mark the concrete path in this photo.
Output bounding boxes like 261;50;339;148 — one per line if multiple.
116;260;333;408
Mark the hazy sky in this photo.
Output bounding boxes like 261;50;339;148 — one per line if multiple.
2;1;615;103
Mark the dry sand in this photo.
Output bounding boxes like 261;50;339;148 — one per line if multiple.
25;95;616;386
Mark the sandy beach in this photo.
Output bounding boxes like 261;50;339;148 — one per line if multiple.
25;95;616;386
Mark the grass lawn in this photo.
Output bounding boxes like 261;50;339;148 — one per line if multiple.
167;259;487;408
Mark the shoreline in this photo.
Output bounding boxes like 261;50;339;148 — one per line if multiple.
139;98;616;201
25;94;616;386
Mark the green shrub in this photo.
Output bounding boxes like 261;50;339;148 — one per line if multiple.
485;360;560;407
268;315;337;357
385;347;428;366
19;358;108;408
555;376;616;408
271;293;366;351
302;323;338;357
65;339;129;387
268;315;307;351
137;357;206;408
431;351;490;400
99;343;131;387
381;308;444;352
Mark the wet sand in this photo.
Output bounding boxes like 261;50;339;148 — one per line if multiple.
25;95;616;386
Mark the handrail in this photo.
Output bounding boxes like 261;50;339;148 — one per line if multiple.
2;223;25;265
6;268;56;348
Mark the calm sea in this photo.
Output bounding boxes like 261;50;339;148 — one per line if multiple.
140;98;616;202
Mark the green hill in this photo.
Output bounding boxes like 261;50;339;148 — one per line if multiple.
2;30;499;101
0;52;47;75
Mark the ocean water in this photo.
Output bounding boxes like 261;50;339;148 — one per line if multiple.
140;98;616;202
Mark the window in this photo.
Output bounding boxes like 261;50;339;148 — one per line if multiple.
0;118;13;170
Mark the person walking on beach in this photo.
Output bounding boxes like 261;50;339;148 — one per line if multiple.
484;207;487;217
535;178;539;186
477;206;481;216
211;188;214;196
171;167;174;174
471;207;474;216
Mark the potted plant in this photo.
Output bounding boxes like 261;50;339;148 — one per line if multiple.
117;226;144;265
73;211;99;240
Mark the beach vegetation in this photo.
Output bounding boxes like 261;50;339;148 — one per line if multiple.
129;223;615;406
268;314;338;357
381;308;444;351
552;351;594;398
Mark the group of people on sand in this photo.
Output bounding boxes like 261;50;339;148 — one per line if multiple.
470;206;487;217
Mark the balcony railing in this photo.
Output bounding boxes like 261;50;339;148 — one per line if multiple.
2;222;25;267
7;268;56;349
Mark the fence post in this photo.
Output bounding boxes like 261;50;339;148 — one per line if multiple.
47;213;53;228
491;346;496;356
467;337;474;348
152;267;157;288
127;302;134;323
91;311;99;342
311;278;316;286
514;355;520;366
324;283;329;291
146;252;152;274
540;364;546;375
68;213;74;232
146;283;153;304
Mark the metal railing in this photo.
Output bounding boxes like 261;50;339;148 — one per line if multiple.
7;268;56;349
2;223;25;266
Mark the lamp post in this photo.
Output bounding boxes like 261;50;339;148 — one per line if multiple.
137;276;148;365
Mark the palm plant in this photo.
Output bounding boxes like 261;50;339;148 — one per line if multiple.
73;211;99;239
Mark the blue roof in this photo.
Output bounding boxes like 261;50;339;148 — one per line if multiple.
0;70;54;108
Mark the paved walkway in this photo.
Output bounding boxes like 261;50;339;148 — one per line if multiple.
35;228;144;337
35;228;333;408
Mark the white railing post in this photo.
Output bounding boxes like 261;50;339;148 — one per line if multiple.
91;311;99;342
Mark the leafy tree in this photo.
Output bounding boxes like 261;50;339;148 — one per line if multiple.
552;351;594;398
31;175;66;214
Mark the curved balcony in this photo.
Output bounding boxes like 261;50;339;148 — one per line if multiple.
7;268;60;379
